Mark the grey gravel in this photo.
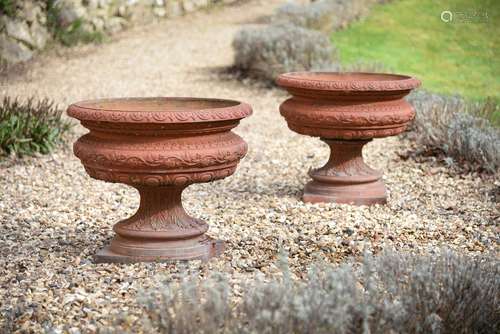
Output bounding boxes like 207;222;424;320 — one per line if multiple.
0;0;498;331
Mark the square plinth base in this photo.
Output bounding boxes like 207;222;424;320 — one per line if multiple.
93;237;224;264
303;180;387;206
303;192;387;206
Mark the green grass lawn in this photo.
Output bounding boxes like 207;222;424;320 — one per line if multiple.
332;0;499;103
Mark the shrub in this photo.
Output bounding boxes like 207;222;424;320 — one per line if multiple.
104;250;499;333
46;0;105;47
232;23;335;82
273;0;376;32
232;0;388;82
54;18;105;46
0;97;71;157
0;0;17;17
408;90;500;172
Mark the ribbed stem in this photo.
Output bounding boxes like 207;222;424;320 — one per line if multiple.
310;139;381;183
113;185;207;240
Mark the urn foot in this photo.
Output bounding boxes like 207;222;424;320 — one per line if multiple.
303;179;387;205
304;139;387;205
94;185;224;263
94;236;224;263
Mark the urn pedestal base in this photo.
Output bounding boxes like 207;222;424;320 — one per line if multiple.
93;185;224;263
303;180;387;205
94;236;224;263
302;139;387;206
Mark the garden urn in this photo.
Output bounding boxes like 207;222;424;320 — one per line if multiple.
277;72;420;205
67;97;252;262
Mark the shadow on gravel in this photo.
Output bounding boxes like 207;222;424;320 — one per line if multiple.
235;182;302;200
0;61;33;85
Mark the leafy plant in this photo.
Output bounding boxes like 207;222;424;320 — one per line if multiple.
0;97;72;157
56;18;104;46
0;0;17;17
102;249;499;333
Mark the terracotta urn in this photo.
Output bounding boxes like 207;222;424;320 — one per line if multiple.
67;97;252;262
277;72;420;205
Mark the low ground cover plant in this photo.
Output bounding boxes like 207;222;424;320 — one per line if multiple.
273;0;377;32
0;97;71;157
101;249;499;333
232;24;334;82
408;90;500;172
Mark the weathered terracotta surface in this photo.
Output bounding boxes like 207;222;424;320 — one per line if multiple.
67;97;252;262
277;72;420;205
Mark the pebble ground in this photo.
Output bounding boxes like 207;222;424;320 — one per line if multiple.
0;0;498;331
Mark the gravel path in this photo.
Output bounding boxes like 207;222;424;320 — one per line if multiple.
0;1;498;331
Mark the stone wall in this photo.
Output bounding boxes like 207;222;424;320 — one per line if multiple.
0;0;237;64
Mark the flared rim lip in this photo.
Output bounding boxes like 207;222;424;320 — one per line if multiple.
276;71;421;92
67;97;252;124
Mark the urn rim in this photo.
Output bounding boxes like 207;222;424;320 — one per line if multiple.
276;71;421;92
67;97;252;124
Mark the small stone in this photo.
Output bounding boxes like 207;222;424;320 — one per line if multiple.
104;17;126;33
5;18;34;46
182;0;196;13
166;1;184;17
98;0;111;8
69;327;81;334
117;5;128;17
20;1;42;23
0;34;33;63
193;0;210;8
86;0;99;10
29;21;49;50
153;7;167;17
91;17;105;31
57;0;88;27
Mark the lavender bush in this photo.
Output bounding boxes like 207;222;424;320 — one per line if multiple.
102;250;499;333
232;0;388;82
232;24;334;82
408;90;500;172
273;0;377;32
